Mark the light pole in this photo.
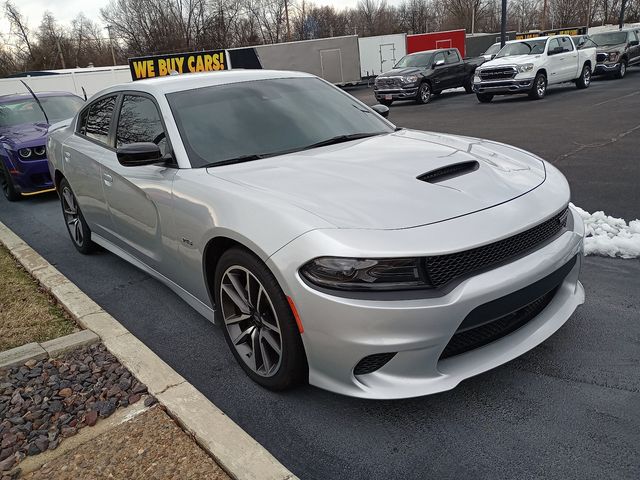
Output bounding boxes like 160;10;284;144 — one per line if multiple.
500;0;507;47
105;25;116;66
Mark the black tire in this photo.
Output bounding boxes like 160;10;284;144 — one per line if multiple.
463;75;474;93
214;247;307;391
614;59;627;79
476;93;493;103
379;99;393;106
59;178;96;254
0;161;21;202
576;64;591;89
415;82;431;104
528;72;547;100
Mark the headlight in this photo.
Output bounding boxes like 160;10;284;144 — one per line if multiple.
401;75;418;83
608;52;619;61
300;257;429;291
33;146;46;156
516;63;534;73
18;148;32;158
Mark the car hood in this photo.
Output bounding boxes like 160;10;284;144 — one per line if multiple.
596;43;626;53
0;122;48;148
208;130;546;230
481;55;541;67
377;67;422;78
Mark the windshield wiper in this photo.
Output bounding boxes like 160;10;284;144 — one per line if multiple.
302;132;385;151
203;153;265;168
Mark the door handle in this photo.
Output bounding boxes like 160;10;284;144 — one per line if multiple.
102;173;113;186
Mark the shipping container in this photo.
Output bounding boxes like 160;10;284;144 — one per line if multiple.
465;32;518;58
228;36;361;85
357;34;407;78
407;29;466;57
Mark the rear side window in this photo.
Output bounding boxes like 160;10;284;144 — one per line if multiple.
445;50;460;64
81;95;116;145
116;95;168;155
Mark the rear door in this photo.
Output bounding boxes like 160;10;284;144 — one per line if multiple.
628;31;640;65
101;93;178;274
558;36;579;80
62;94;117;238
379;43;397;74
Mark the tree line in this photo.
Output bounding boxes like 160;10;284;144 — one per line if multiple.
2;0;639;76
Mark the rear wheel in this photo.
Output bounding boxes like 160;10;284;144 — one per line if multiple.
476;93;494;103
0;161;21;202
214;247;307;391
614;59;627;79
415;82;431;104
576;64;591;89
528;72;547;100
59;178;96;254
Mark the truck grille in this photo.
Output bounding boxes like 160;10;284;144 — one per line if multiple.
424;208;570;289
376;77;402;88
596;53;607;63
479;67;517;80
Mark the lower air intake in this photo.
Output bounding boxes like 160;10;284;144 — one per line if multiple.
354;352;397;375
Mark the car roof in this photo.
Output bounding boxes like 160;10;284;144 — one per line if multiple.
94;69;315;98
0;91;81;103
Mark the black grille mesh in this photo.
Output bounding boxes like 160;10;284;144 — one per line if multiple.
479;67;516;80
354;352;397;375
425;208;569;288
440;288;557;359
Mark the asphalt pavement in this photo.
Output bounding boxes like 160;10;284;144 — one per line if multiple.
1;71;639;479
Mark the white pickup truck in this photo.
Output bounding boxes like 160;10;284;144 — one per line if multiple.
472;35;597;102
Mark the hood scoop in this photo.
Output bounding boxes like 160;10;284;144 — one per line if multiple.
417;161;479;184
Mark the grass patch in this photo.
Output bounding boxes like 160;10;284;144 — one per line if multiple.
0;243;77;351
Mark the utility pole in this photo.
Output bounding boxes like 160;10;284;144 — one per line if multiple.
55;37;66;69
500;0;507;47
105;25;116;66
471;5;475;36
542;0;548;30
619;0;628;29
284;0;291;42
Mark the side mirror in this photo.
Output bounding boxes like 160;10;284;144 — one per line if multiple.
490;54;497;60
630;40;639;46
116;142;163;167
371;104;390;118
433;59;445;68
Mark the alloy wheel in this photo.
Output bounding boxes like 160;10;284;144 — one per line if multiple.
61;186;83;246
620;62;626;77
421;84;431;103
220;266;283;377
536;76;546;97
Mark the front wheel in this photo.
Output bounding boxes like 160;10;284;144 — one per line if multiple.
576;64;591;89
528;72;547;100
0;161;21;202
59;178;96;254
415;82;431;104
476;93;494;103
614;59;627;79
214;247;307;390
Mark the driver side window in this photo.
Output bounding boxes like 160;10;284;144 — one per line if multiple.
433;52;445;65
547;38;560;53
116;95;168;156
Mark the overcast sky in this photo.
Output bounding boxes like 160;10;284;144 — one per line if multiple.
0;0;373;38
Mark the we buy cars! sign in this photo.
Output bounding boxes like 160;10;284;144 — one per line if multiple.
128;50;228;81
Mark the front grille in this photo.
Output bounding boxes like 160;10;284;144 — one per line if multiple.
479;67;516;80
354;352;397;375
376;77;402;88
596;53;607;63
424;208;569;289
440;288;557;359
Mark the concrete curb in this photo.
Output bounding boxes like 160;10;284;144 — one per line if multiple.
0;220;298;480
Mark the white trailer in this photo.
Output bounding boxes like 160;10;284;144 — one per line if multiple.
358;34;407;78
0;66;131;98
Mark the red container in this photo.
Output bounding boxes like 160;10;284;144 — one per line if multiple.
407;29;466;57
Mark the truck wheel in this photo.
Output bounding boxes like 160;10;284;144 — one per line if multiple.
476;93;493;103
615;59;627;79
0;161;21;202
528;72;547;100
379;99;393;106
463;75;474;93
576;64;591;89
416;83;431;104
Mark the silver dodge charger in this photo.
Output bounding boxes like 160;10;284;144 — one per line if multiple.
47;70;585;399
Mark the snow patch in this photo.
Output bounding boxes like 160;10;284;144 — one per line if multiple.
571;203;640;259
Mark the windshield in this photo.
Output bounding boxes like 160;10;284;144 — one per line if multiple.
167;77;393;167
484;43;501;56
0;95;84;127
590;32;628;46
496;40;546;57
394;53;433;68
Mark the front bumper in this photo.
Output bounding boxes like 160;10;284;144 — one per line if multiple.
1;153;54;195
473;78;534;95
373;86;418;101
269;199;584;399
593;62;620;75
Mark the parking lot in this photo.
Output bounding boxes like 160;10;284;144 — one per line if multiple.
1;72;639;479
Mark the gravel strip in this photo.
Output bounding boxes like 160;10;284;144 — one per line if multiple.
0;343;146;473
23;406;230;480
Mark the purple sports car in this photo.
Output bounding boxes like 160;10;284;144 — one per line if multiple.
0;92;84;201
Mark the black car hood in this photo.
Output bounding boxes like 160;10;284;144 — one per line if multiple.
597;43;627;53
377;67;423;78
